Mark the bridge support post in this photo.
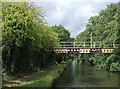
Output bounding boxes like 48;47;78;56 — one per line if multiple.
113;42;116;48
94;42;95;48
84;42;85;47
74;42;75;48
90;33;92;48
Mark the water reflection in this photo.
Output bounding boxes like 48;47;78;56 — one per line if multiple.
55;60;119;88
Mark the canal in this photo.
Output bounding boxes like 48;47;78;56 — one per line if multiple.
55;60;119;89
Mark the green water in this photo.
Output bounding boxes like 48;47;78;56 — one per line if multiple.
55;60;119;88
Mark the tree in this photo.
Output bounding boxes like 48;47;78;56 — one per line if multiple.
76;3;120;72
51;25;73;63
2;2;58;74
52;25;71;42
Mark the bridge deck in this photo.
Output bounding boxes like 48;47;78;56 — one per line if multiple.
53;47;114;53
53;41;118;53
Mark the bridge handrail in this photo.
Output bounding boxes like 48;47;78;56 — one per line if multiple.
55;42;119;48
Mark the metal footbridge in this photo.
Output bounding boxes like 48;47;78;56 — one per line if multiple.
53;42;118;53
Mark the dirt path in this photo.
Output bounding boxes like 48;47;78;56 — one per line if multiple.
3;65;58;87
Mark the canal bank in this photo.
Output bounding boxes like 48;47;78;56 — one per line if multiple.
2;60;71;88
54;60;119;89
21;60;71;87
51;59;72;88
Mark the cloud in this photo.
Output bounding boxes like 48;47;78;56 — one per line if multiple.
31;0;119;2
37;1;118;38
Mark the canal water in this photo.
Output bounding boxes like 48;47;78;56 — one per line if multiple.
55;60;119;89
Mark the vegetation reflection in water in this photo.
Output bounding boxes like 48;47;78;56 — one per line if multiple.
56;60;119;87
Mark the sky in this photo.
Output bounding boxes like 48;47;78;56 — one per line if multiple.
36;0;119;38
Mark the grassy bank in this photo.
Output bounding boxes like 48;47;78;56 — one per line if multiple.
3;60;70;88
21;64;65;87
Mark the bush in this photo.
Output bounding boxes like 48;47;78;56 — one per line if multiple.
110;62;120;72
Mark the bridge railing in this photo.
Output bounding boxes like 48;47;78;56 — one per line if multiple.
55;42;118;48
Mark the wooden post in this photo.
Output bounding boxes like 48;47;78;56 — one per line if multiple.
94;42;95;48
113;42;116;48
84;42;85;47
90;33;92;48
74;42;75;48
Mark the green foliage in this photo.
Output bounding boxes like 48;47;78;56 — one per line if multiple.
76;3;120;72
105;54;116;64
2;2;58;74
51;25;73;63
52;25;71;42
2;2;73;75
76;3;119;44
110;62;120;72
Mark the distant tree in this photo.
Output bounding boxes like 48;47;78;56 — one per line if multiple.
52;25;71;41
